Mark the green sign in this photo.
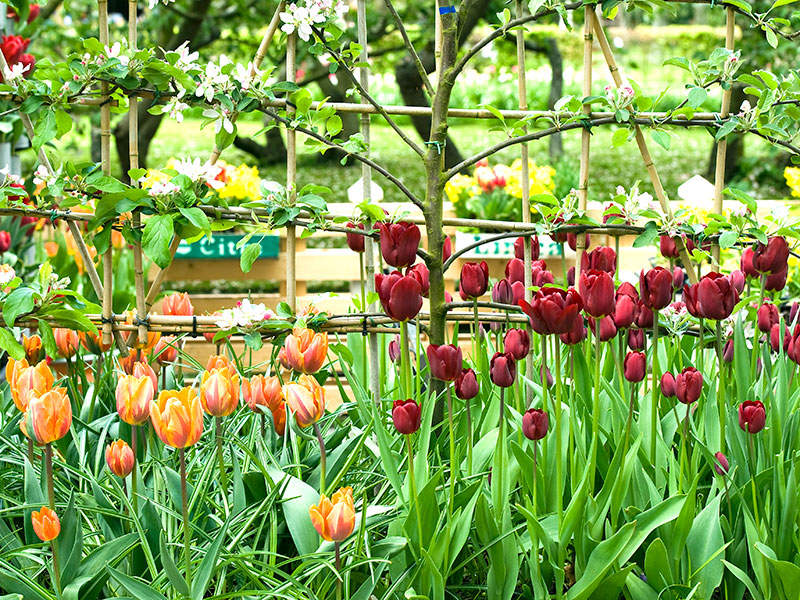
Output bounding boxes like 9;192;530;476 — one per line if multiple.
454;232;569;259
175;234;280;260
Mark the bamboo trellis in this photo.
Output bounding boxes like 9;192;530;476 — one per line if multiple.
0;0;772;380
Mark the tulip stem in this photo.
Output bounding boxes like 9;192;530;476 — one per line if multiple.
716;322;726;453
752;276;766;381
131;425;138;515
405;434;424;554
590;319;601;493
314;422;326;495
748;434;760;530
335;542;342;600
650;312;660;461
359;252;368;387
554;340;563;525
415;314;422;401
179;448;192;590
27;438;34;469
698;317;705;376
400;321;412;398
472;298;480;367
678;403;690;494
541;335;549;413
624;383;635;459
466;396;473;476
215;417;229;496
447;385;456;519
45;444;55;510
50;539;61;593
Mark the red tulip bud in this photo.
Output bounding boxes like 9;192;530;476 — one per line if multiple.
426;344;463;382
514;236;540;261
460;261;489;299
628;328;645;351
675;367;703;404
660;372;676;398
714;451;729;475
640;267;673;311
738;400;766;434
503;328;530;361
522;408;548;440
623;351;646;382
378;221;420;269
757;302;779;334
581;246;616;274
392;399;421;435
560;317;587;345
406;263;430;298
375;271;423;322
580;269;615;318
345;221;365;253
752;236;789;275
490;352;516;387
455;368;479;400
588;315;617;342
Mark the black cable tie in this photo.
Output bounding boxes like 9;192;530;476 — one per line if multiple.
134;315;150;327
191;315;198;337
362;316;368;337
100;313;116;325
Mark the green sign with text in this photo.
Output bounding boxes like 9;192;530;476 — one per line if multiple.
175;234;280;260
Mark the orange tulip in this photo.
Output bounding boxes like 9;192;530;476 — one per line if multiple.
243;374;283;413
31;506;60;541
53;328;79;358
80;330;112;355
106;439;135;478
22;334;44;363
272;403;287;436
277;347;291;371
283;374;325;428
200;367;240;417
162;292;194;317
119;350;159;393
44;241;59;258
111;229;126;250
309;487;355;542
6;358;54;412
152;335;178;365
150;387;204;448
284;328;328;374
116;373;154;425
25;387;72;444
206;354;236;374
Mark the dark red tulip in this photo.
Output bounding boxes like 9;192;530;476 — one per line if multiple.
458;286;469;301
510;280;525;305
588;315;617;341
378;221;420;269
514;236;540;261
659;236;680;259
460;261;489;299
757;302;779;334
675;367;703;404
532;262;555;287
738;400;766;434
771;323;790;352
426;344;462;382
388;334;401;363
490;352;516;387
522;408;549;440
567;232;590;252
518;287;584;336
613;283;640;329
560;317;587;345
640;267;673;310
714;451;729;475
345;221;365;253
375;271;423;322
442;235;452;263
637;301;654;329
455;368;479;400
567;266;575;287
790;302;800;325
392;399;421;435
504;328;530;360
765;265;788;292
581;246;616;274
406;263;430;298
683;283;701;318
628;328;645;350
580;269;615;318
694;272;739;320
740;248;759;279
0;230;9;253
723;339;734;363
492;279;514;305
540;365;554;387
624;351;646;382
729;270;745;294
661;372;676;398
672;267;684;291
752;236;789;275
506;258;547;285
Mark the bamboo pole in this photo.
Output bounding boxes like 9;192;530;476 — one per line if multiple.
286;32;297;310
98;0;115;347
592;12;699;284
576;5;594;272
711;6;736;270
515;0;535;406
357;0;381;406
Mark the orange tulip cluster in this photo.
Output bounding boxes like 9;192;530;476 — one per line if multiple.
200;355;240;417
243;374;286;434
7;357;72;444
281;328;328;429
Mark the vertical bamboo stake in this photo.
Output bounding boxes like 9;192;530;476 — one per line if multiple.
576;6;593;272
129;0;148;348
434;1;442;78
286;32;297;310
711;7;735;271
514;0;534;407
99;0;114;346
591;12;698;284
357;0;380;405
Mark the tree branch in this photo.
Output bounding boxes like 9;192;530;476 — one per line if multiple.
383;0;435;97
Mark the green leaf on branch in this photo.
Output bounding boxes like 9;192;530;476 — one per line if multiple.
240;242;261;273
3;287;36;327
141;214;174;269
719;230;739;248
178;207;211;231
688;86;708;108
650;129;671;150
633;222;659;248
0;328;24;360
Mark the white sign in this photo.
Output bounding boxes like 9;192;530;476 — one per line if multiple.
347;178;384;203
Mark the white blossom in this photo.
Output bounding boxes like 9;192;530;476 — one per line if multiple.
170;158;224;189
148;181;181;197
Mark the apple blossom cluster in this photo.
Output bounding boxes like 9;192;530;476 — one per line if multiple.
279;0;349;42
605;82;635;111
606;184;656;225
215;299;277;331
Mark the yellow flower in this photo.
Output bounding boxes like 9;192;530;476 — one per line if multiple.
218;164;261;200
444;174;476;204
139;169;169;190
784;166;800;198
505;158;555;199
